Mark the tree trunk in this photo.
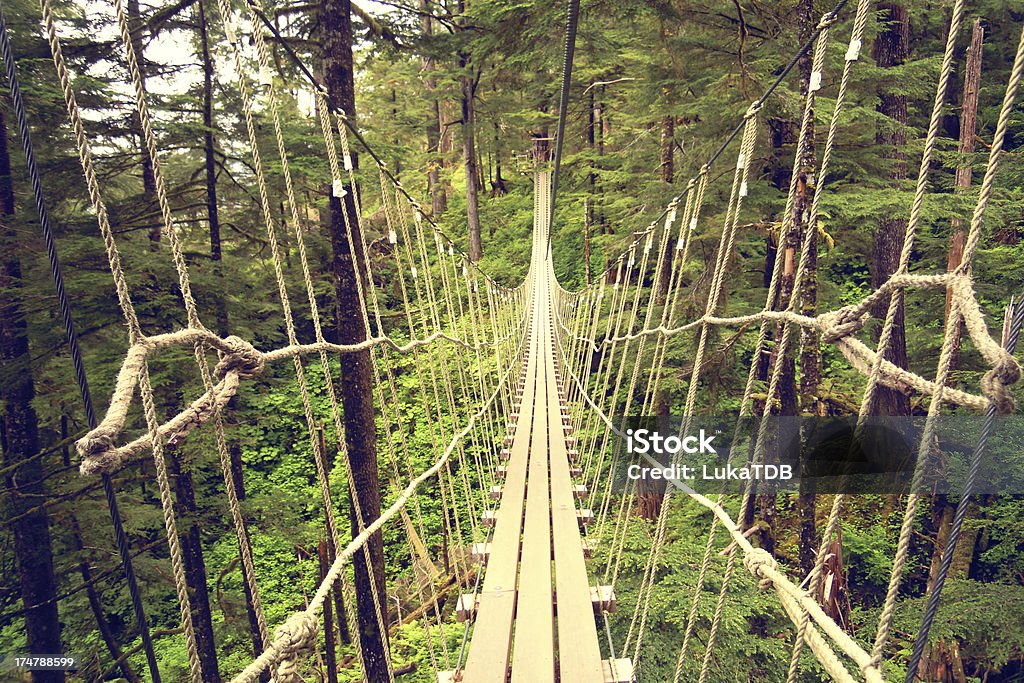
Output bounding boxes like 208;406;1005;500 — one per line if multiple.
198;0;227;336
796;487;817;577
320;0;389;679
655;115;675;303
595;86;608;233
461;52;482;261
763;114;793;322
918;494;970;683
417;1;446;215
794;0;820;577
476;141;485;193
592;85;613;279
920;34;984;675
126;0;159;246
796;0;821;417
71;517;142;683
659;115;674;183
945;19;983;379
0;109;65;683
816;531;851;632
318;540;340;683
637;396;669;519
169;452;221;682
439;97;456;160
317;426;351;647
198;6;266;671
773;252;798;419
587;86;598;238
426;94;447;217
870;1;911;417
583;198;591;285
756;0;819;555
491;121;507;196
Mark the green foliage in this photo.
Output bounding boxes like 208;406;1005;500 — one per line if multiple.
857;580;1024;680
2;0;1024;681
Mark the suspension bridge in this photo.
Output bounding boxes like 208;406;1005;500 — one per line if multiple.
2;0;1024;680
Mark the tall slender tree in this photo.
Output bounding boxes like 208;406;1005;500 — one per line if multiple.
419;0;447;217
917;20;985;681
321;0;389;679
57;415;140;683
460;42;482;261
794;0;820;580
0;106;64;683
169;448;221;682
870;1;911;417
126;0;158;246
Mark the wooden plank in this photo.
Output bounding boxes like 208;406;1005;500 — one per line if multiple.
601;658;635;683
462;294;540;681
510;332;554;682
541;283;605;683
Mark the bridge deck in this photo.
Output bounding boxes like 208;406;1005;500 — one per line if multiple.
455;173;619;682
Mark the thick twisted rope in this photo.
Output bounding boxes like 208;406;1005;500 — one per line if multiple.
76;329;492;475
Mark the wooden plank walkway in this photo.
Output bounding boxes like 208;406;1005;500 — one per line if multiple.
453;172;623;682
461;290;540;680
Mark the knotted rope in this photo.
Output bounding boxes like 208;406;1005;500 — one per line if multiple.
743;548;778;591
272;613;320;683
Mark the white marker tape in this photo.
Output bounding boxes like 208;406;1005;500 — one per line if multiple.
845;38;862;62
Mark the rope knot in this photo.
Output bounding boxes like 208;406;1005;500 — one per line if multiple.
77;430;118;475
214;336;265;380
273;612;319;683
981;356;1021;414
820;307;867;344
744;548;777;590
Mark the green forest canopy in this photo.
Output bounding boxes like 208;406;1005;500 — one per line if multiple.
1;0;1024;681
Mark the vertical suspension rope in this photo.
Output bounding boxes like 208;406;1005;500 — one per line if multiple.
872;9;1024;669
904;292;1024;682
783;1;870;678
43;0;205;677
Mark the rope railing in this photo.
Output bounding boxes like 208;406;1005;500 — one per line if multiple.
75;328;518;475
551;269;884;683
230;320;530;682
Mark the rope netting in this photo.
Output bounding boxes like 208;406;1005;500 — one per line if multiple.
40;0;534;679
549;1;1024;681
